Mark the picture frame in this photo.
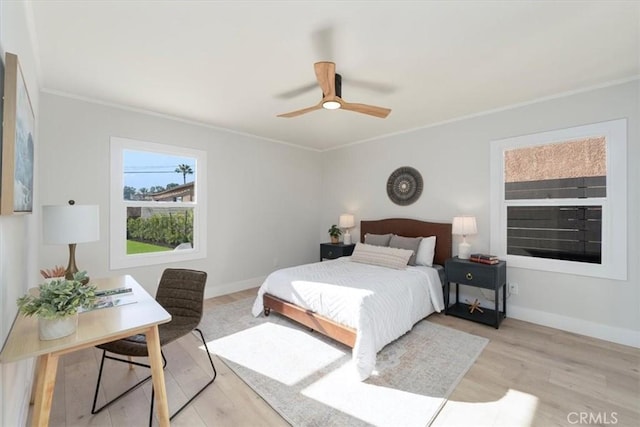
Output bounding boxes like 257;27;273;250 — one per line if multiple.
1;52;35;215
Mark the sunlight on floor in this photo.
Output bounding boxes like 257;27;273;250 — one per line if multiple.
200;315;536;427
301;363;446;427
432;389;539;427
204;323;346;386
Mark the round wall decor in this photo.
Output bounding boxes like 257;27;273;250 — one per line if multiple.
386;166;423;206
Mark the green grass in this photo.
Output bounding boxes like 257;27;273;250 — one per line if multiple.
127;240;173;254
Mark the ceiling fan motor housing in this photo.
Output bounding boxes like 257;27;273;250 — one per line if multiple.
325;73;342;98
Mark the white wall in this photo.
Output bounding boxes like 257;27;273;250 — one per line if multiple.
38;93;322;297
320;80;639;347
2;52;322;425
0;1;41;426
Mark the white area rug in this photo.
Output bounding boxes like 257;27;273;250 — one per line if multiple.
199;297;488;427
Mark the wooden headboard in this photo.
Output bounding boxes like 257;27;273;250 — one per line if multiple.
360;218;452;266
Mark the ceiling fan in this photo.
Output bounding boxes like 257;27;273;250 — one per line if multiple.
277;61;391;119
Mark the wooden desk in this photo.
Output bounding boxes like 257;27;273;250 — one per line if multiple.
0;275;172;426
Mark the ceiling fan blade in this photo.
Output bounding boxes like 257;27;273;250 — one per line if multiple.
343;78;396;94
275;82;318;99
340;101;391;118
277;103;323;118
314;61;336;97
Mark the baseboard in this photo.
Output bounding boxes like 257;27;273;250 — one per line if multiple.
508;304;640;349
445;288;640;348
204;276;266;300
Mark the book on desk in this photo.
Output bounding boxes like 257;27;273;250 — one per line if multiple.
79;286;137;312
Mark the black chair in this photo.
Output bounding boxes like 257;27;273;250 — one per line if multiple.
91;269;216;425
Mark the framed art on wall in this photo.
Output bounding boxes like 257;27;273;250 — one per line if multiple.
1;52;35;215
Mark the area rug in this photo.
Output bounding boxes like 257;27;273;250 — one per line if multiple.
199;297;488;427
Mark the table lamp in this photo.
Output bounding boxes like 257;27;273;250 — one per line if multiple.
452;216;477;260
43;201;100;280
339;214;355;245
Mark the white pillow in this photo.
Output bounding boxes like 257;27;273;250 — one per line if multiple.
415;236;437;267
350;242;412;270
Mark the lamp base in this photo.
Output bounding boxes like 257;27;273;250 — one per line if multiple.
65;243;78;280
458;241;472;260
343;232;352;245
65;243;90;284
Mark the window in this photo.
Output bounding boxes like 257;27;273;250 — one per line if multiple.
110;137;207;269
490;119;627;280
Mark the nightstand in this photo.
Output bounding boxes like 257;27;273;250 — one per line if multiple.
320;242;355;261
444;257;507;329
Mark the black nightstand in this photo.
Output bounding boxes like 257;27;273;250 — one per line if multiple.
444;257;507;329
320;243;355;261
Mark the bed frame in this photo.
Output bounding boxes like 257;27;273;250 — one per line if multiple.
262;218;452;348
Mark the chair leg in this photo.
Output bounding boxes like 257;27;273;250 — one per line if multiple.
148;328;217;424
91;350;108;415
94;330;216;424
149;387;154;427
169;328;217;419
91;349;167;415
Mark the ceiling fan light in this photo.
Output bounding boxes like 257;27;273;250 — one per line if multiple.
322;100;341;110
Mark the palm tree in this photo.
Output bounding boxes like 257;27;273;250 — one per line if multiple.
175;164;194;184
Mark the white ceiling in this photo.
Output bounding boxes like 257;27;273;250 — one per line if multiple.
28;1;639;151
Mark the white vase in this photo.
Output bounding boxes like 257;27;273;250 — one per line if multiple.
38;314;78;340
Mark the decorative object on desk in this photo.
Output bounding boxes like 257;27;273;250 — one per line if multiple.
466;299;484;314
386;166;423;206
1;52;35;215
452;215;477;259
328;224;342;244
470;253;499;265
43;200;99;282
40;265;67;282
16;271;97;340
339;213;355;245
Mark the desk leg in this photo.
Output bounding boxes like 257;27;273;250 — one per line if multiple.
145;325;170;427
31;353;59;427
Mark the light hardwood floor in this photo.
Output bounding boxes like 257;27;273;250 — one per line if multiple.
34;288;639;427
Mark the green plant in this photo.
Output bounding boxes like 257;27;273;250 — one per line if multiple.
17;272;97;319
328;224;342;238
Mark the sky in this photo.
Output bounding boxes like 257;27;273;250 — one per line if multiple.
123;149;196;191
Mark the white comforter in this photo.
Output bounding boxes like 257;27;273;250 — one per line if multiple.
251;257;444;380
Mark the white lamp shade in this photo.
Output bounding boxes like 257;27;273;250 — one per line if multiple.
43;205;100;244
339;214;355;229
452;216;477;236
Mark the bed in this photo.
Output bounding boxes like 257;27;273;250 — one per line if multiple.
251;218;452;380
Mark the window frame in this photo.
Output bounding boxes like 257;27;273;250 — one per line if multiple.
110;137;207;269
490;119;627;280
